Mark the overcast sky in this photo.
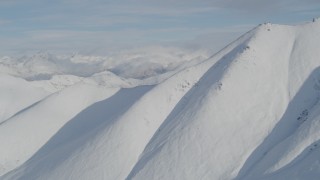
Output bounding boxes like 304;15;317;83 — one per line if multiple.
0;0;319;56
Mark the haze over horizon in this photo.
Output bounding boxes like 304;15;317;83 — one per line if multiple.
1;0;320;56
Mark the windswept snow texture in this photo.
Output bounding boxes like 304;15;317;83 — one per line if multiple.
1;20;320;180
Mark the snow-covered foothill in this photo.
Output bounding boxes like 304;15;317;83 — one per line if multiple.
0;83;119;176
0;74;49;124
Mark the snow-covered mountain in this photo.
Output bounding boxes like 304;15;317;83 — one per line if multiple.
1;19;320;180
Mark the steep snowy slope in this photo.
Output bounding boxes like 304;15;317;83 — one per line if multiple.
0;74;49;124
2;19;320;180
128;21;320;180
0;82;119;176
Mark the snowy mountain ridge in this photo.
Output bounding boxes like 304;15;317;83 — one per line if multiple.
1;20;320;180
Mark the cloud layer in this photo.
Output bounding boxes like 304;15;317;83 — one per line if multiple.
0;0;319;55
